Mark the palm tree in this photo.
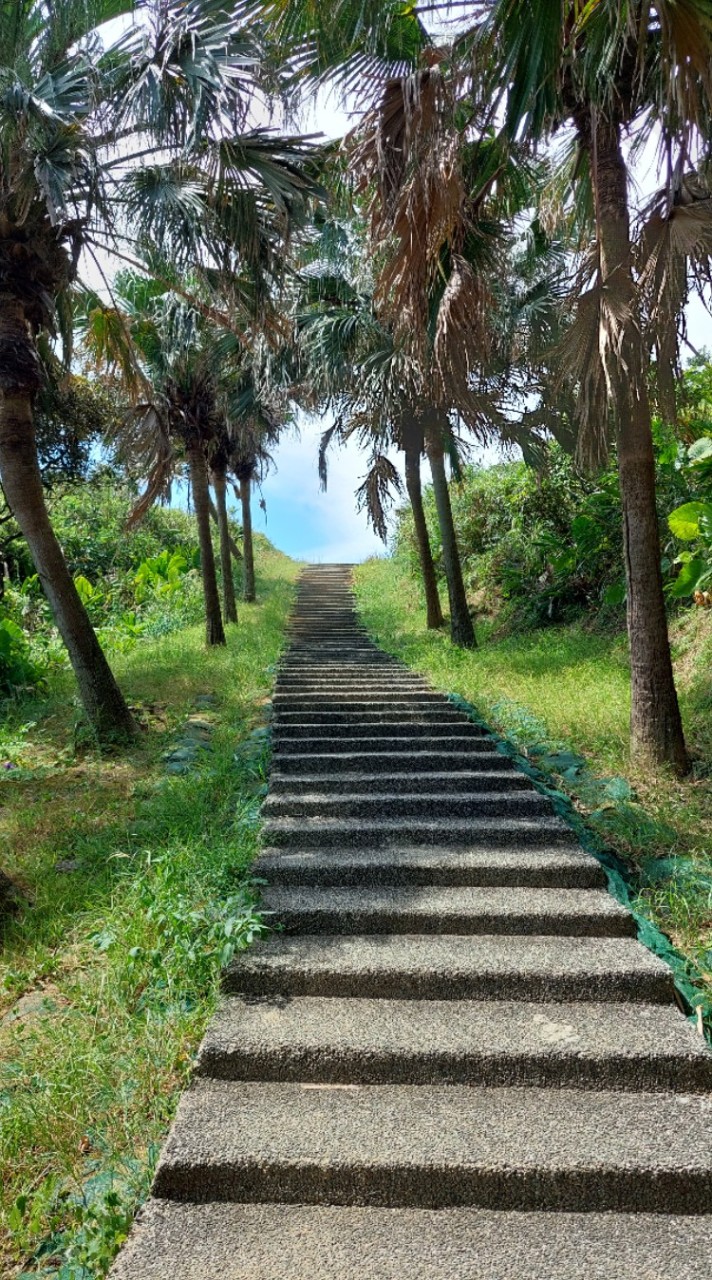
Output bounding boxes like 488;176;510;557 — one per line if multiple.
0;0;317;739
479;0;712;771
89;284;234;644
209;430;240;624
214;356;286;604
291;218;448;628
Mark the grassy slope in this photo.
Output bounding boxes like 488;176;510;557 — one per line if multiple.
356;557;712;1011
0;545;299;1277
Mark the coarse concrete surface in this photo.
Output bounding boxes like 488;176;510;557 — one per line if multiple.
197;995;712;1091
271;749;518;773
263;814;577;848
151;1078;712;1212
267;768;525;794
254;844;606;888
109;1202;712;1280
223;932;674;1002
262;790;553;818
261;884;634;936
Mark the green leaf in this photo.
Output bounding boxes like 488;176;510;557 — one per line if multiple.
74;574;96;604
668;502;712;540
603;580;626;606
668;558;706;598
688;436;712;465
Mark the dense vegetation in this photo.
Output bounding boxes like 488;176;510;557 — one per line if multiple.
394;360;712;634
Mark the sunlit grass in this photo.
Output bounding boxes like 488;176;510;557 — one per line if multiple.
0;546;299;1277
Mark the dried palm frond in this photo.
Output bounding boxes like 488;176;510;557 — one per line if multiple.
433;254;493;420
638;175;712;421
355;452;403;542
555;275;625;470
123;403;175;528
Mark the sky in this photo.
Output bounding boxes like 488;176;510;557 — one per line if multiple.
90;13;712;566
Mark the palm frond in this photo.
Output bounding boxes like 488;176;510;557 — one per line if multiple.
355;450;402;542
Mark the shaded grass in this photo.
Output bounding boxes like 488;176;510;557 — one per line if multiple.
355;557;712;1012
0;545;299;1277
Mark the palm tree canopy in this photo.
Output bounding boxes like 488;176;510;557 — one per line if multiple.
0;0;321;383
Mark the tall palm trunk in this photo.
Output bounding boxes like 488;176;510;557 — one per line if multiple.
211;467;238;624
402;427;444;629
240;474;256;603
0;305;136;742
424;417;476;649
588;115;687;773
187;442;226;646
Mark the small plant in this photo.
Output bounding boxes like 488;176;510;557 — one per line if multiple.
668;437;712;602
0;618;46;697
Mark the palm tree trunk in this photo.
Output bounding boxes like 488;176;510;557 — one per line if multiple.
188;443;226;646
424;420;476;649
589;115;687;774
240;475;256;603
403;432;444;629
211;468;238;624
0;310;137;742
209;498;242;564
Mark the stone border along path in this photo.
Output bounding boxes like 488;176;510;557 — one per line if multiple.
112;564;712;1279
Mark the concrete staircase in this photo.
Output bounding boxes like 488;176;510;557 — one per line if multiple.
113;564;712;1278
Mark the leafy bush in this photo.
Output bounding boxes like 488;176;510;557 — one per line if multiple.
0;617;46;698
394;359;712;630
668;436;712;604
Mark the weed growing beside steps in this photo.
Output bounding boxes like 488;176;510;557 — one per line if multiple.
355;557;712;1020
0;547;298;1278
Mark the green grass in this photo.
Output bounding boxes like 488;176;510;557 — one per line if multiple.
0;545;299;1278
355;557;712;1015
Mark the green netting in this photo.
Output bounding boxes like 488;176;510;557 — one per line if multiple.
447;692;712;1043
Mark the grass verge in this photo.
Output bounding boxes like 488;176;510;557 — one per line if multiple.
0;545;298;1278
355;557;712;1021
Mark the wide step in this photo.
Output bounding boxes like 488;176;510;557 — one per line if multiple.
255;845;605;887
152;1078;712;1212
199;995;712;1091
263;814;576;848
224;933;673;1002
110;1201;712;1280
262;885;634;936
263;790;552;819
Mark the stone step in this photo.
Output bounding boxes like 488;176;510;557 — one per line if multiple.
198;995;712;1092
151;1078;712;1212
273;731;494;752
262;790;552;821
279;664;404;673
263;814;575;849
261;885;633;937
276;679;432;689
272;701;450;711
273;717;466;732
109;1201;712;1280
267;769;524;795
271;750;511;775
277;670;427;680
224;933;673;1003
255;845;605;888
273;711;466;725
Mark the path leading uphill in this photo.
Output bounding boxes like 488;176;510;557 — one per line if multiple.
114;564;712;1278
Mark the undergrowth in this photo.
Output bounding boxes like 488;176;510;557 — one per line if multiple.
0;544;298;1278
